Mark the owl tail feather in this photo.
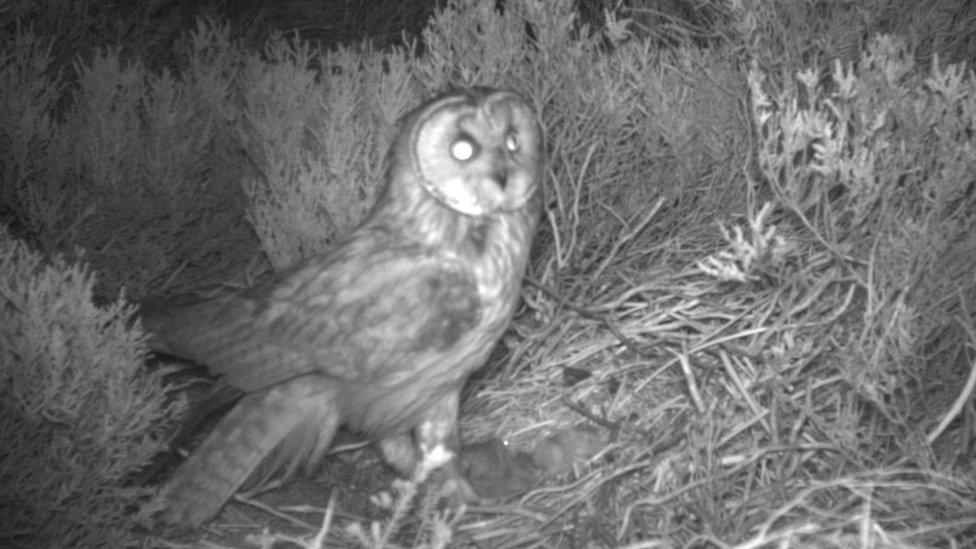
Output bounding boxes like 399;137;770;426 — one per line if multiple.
160;377;340;528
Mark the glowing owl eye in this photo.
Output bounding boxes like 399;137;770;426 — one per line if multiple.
505;132;519;152
451;138;476;161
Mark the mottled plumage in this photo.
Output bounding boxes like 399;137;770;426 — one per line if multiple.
144;87;542;527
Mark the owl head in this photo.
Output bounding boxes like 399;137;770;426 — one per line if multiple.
382;87;543;219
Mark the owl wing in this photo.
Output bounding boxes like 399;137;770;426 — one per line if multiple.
144;244;482;392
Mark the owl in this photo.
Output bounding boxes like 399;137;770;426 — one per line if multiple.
143;87;543;527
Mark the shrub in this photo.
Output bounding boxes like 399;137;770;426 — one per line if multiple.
750;35;976;422
239;34;419;268
0;225;182;547
0;21;257;302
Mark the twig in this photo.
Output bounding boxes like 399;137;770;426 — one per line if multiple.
926;316;976;445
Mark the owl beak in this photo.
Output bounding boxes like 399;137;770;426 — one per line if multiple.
492;167;509;190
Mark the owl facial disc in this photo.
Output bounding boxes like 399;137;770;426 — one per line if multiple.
411;90;542;217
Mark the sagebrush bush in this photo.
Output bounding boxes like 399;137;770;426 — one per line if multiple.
750;35;976;424
731;0;976;91
239;33;420;268
0;225;182;547
0;21;257;302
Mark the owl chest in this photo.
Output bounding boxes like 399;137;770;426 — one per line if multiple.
338;262;519;436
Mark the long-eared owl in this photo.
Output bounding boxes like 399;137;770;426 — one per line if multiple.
143;87;544;527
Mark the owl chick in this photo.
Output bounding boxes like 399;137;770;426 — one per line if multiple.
143;87;543;527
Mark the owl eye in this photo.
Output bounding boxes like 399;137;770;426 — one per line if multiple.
451;138;477;161
505;131;519;152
